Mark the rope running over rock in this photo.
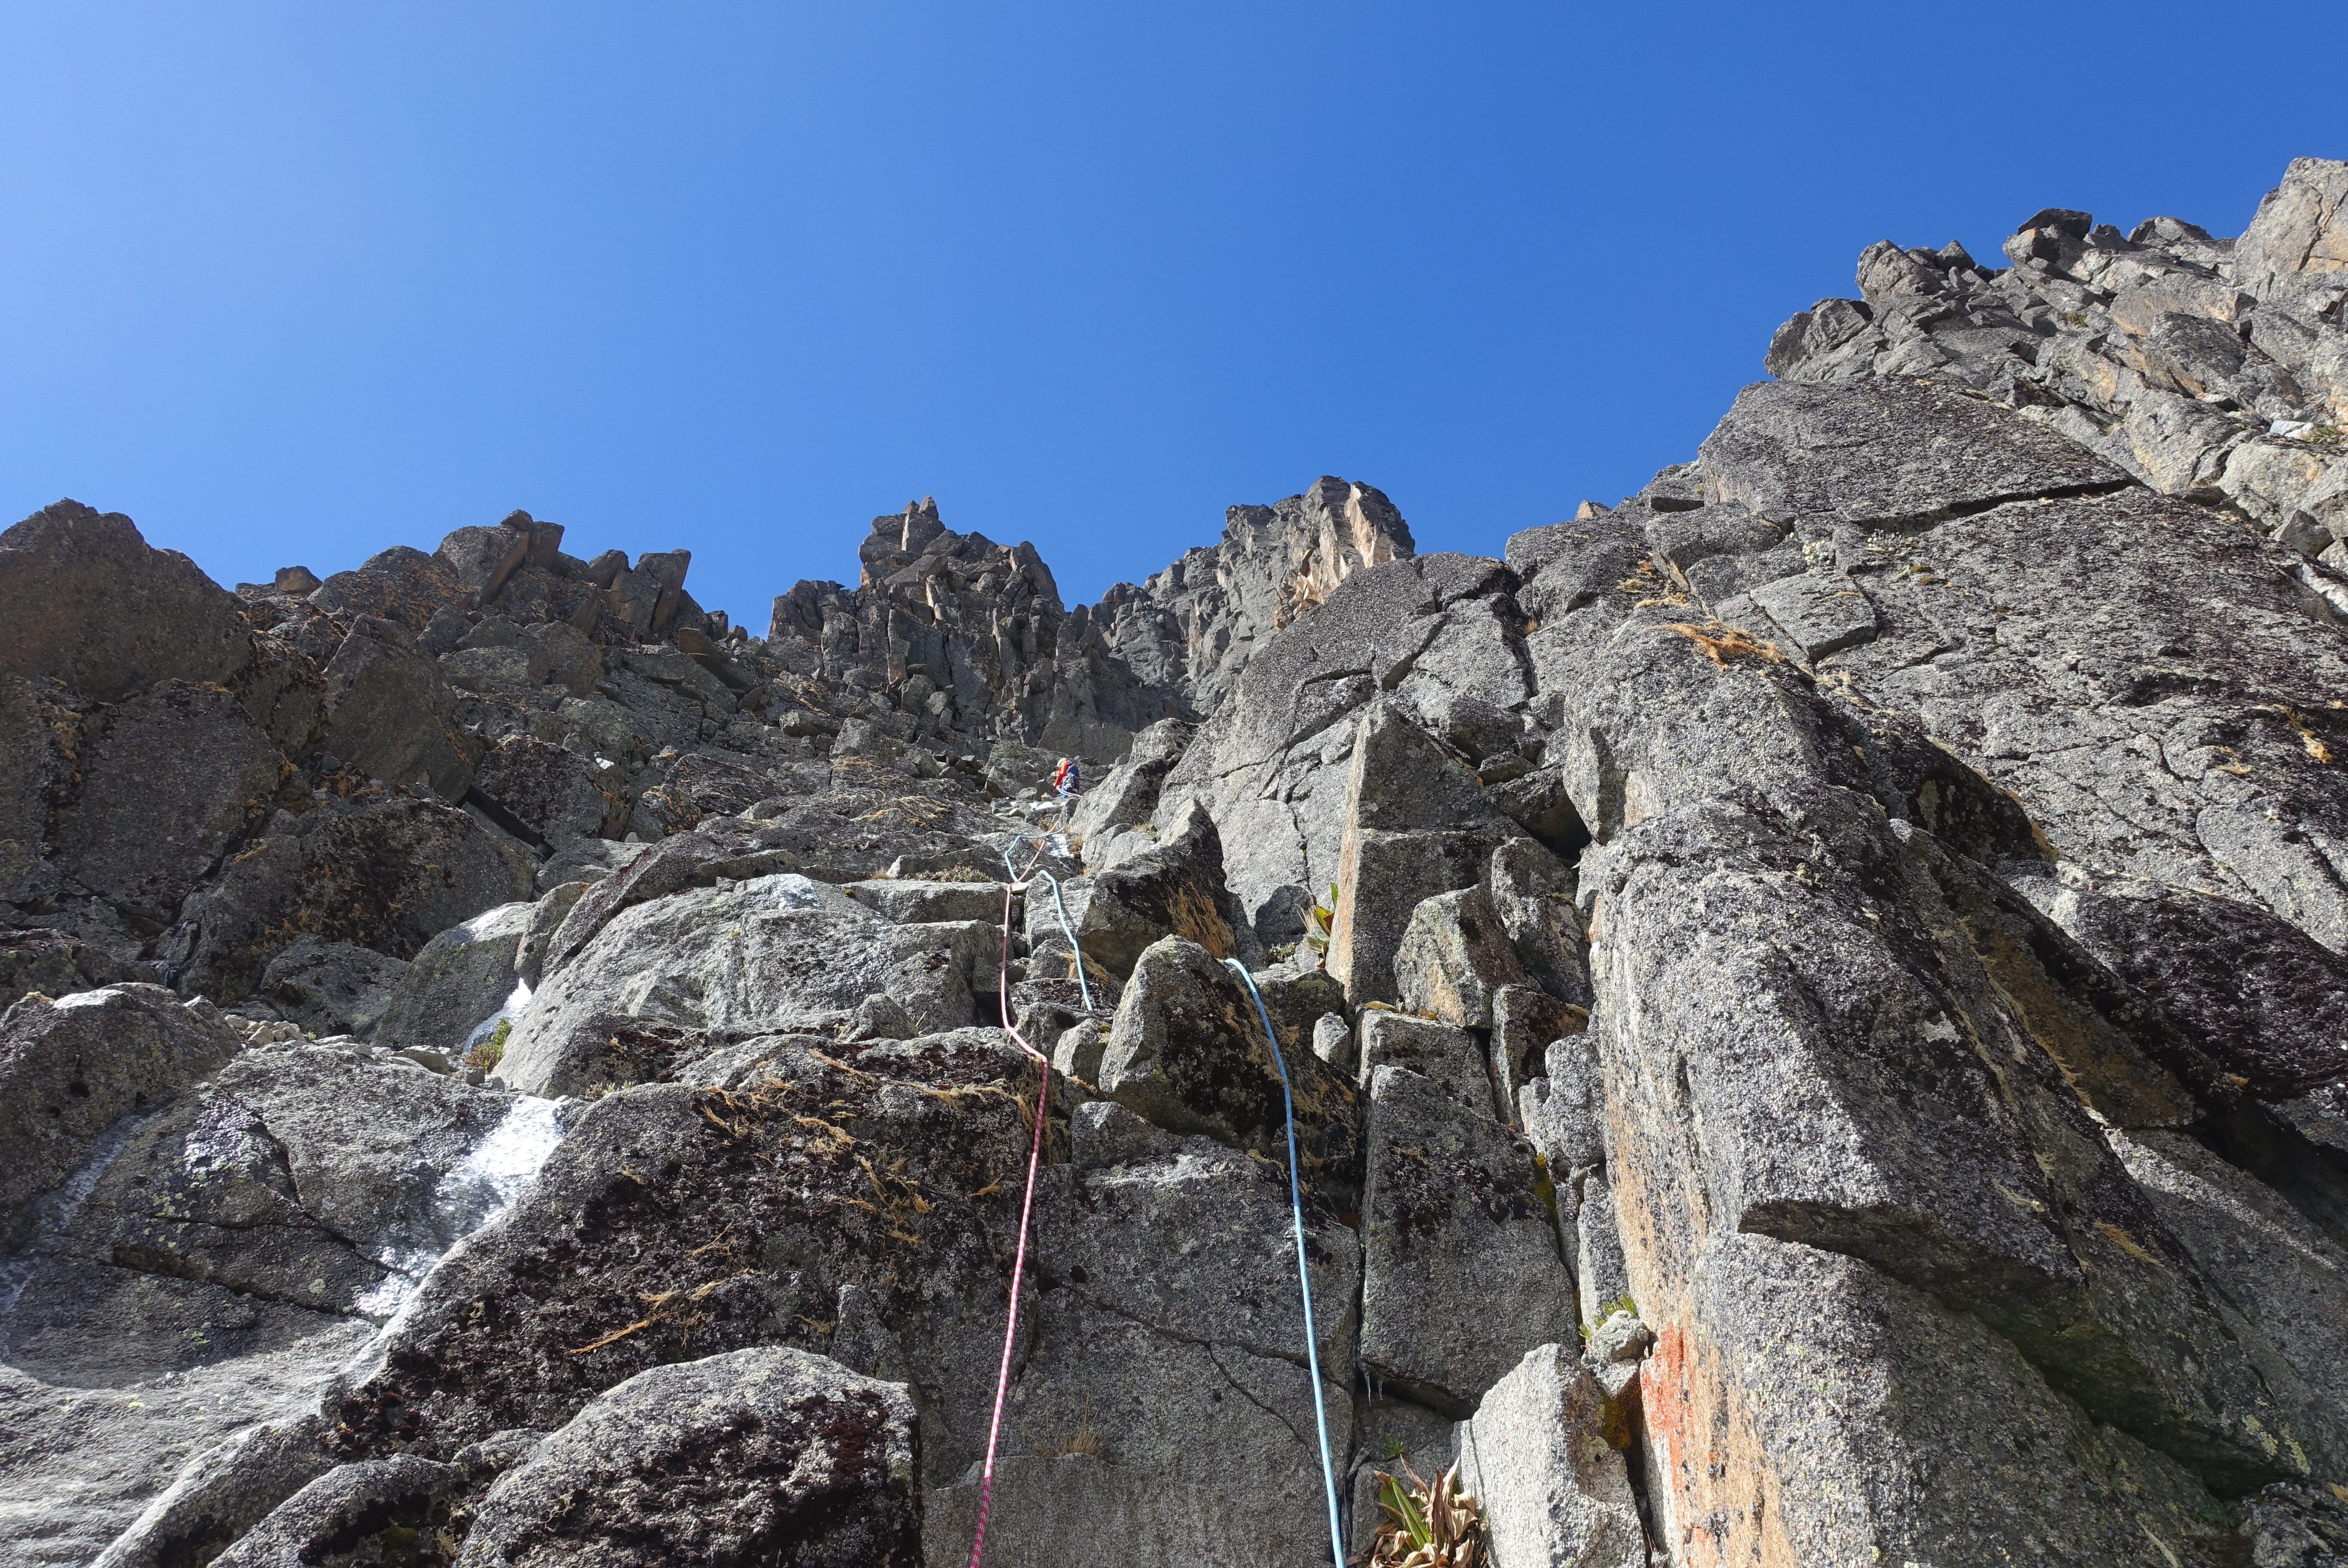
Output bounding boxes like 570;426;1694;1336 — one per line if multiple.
1225;956;1348;1568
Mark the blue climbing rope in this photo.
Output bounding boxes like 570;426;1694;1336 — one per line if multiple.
1001;840;1095;1013
1222;957;1347;1568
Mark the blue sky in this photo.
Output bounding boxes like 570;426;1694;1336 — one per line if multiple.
4;4;2343;630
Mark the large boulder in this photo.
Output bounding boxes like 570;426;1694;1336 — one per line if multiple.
43;680;290;932
1452;1343;1645;1568
209;1455;464;1568
1072;796;1250;979
1327;702;1525;1008
372;901;535;1056
1696;377;2128;531
308;546;464;633
1354;1010;1490;1112
3;1042;529;1393
180;792;535;1004
0;985;239;1244
0;501;252;700
469;735;631;845
1096;937;1356;1188
456;1348;921;1568
1070;716;1194;858
315;616;481;799
502;875;993;1096
327;1034;1035;1483
256;937;412;1038
435;513;536;600
1392;883;1529;1029
1357;1065;1575;1415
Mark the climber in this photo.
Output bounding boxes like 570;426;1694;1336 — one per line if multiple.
1049;756;1079;797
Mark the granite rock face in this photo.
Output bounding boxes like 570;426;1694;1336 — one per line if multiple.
16;157;2348;1568
1765;155;2348;609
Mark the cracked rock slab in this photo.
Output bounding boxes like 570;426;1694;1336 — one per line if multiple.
1745;570;1880;661
1698;376;2130;531
1359;1066;1574;1416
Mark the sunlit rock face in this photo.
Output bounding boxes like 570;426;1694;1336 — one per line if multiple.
12;158;2348;1568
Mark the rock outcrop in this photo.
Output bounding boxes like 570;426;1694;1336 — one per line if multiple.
9;156;2348;1568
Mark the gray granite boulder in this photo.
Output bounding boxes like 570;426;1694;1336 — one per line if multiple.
1329;701;1525;1008
0;500;253;701
308;546;463;634
257;937;410;1039
328;1033;1035;1483
87;1414;339;1568
181;793;534;1004
1393;883;1529;1029
211;1454;465;1568
469;734;631;844
0;984;239;1243
316;615;480;799
1453;1344;1644;1568
1586;788;2347;1491
456;1348;919;1568
1358;1066;1574;1415
1073;796;1249;980
372;901;535;1057
1096;937;1356;1187
1355;1010;1489;1112
1697;377;2128;531
503;874;993;1095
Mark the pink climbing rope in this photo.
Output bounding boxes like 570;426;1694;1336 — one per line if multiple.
965;850;1055;1568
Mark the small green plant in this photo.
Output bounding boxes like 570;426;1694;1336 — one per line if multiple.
462;1018;511;1075
1302;882;1338;968
1380;1434;1408;1461
1601;1292;1638;1321
2306;425;2342;448
1371;1462;1485;1567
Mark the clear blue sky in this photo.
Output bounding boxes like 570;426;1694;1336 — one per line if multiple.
4;4;2343;630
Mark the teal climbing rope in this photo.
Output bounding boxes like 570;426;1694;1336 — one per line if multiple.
1222;957;1347;1568
1001;839;1094;1013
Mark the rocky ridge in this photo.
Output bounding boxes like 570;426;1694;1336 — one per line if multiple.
4;156;2348;1567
